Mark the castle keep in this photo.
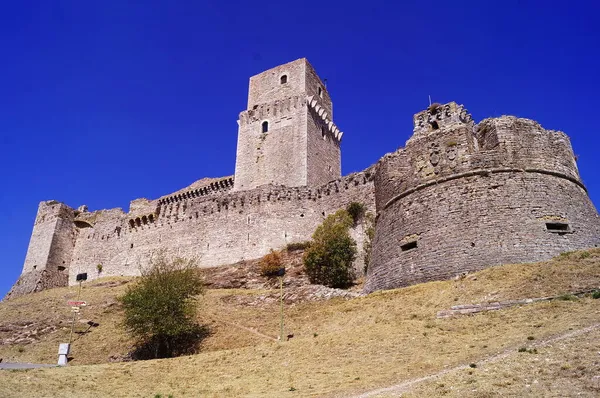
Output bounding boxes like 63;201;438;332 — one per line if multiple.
6;58;600;299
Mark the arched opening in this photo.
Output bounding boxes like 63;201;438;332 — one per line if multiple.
135;218;141;227
280;75;287;84
142;216;148;225
262;121;269;133
149;214;154;223
318;86;323;97
129;220;135;228
74;220;93;228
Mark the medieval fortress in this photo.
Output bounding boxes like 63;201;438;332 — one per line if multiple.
7;58;600;299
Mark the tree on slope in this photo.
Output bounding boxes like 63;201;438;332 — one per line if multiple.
303;209;357;288
119;254;205;359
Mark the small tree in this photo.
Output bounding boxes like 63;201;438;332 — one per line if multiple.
119;254;205;359
346;202;365;224
303;210;357;288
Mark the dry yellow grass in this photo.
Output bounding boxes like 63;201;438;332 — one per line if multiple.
0;249;599;397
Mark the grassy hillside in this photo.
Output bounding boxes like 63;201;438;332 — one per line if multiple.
0;249;599;397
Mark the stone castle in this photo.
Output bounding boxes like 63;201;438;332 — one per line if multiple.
6;58;600;299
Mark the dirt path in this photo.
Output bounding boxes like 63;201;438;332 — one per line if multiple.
349;322;600;398
215;319;278;342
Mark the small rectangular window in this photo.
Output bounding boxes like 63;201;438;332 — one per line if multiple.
546;222;570;233
401;241;418;251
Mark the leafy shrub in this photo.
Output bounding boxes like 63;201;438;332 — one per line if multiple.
303;210;357;288
119;254;206;359
592;290;600;299
96;263;103;273
346;202;365;224
286;241;312;252
259;250;283;277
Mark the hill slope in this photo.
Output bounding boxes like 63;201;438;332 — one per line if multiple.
1;249;599;397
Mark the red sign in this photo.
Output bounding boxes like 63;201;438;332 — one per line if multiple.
67;301;87;307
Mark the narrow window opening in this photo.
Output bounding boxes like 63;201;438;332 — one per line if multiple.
322;211;325;216
33;265;37;270
149;214;154;223
546;222;570;233
262;121;269;133
401;241;418;252
58;266;66;271
129;220;135;228
130;243;134;249
430;121;439;130
322;126;326;139
318;86;323;97
280;75;287;84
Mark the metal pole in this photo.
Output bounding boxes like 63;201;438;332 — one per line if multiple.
279;276;284;341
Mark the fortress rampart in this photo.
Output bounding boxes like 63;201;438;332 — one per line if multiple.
6;170;374;298
364;103;600;293
6;59;600;299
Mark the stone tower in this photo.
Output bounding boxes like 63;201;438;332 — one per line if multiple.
364;102;600;293
234;58;343;191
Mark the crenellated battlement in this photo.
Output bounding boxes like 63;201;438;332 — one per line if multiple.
410;102;473;143
158;176;235;205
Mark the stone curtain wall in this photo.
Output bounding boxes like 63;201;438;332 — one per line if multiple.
45;170;372;287
365;105;600;293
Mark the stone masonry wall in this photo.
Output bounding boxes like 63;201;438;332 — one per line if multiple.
365;104;600;293
234;58;339;191
6;201;75;299
60;170;374;287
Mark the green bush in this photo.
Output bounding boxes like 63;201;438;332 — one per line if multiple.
303;210;357;288
592;290;600;299
119;254;206;359
259;250;283;277
346;202;365;224
286;241;312;252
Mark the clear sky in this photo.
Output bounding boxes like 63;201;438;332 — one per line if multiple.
1;1;599;298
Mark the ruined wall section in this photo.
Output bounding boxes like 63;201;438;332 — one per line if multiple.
67;169;375;285
366;104;600;293
5;201;75;299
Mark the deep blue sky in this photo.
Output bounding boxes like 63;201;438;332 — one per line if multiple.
1;1;599;298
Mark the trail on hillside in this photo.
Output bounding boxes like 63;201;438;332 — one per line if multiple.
348;322;600;398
